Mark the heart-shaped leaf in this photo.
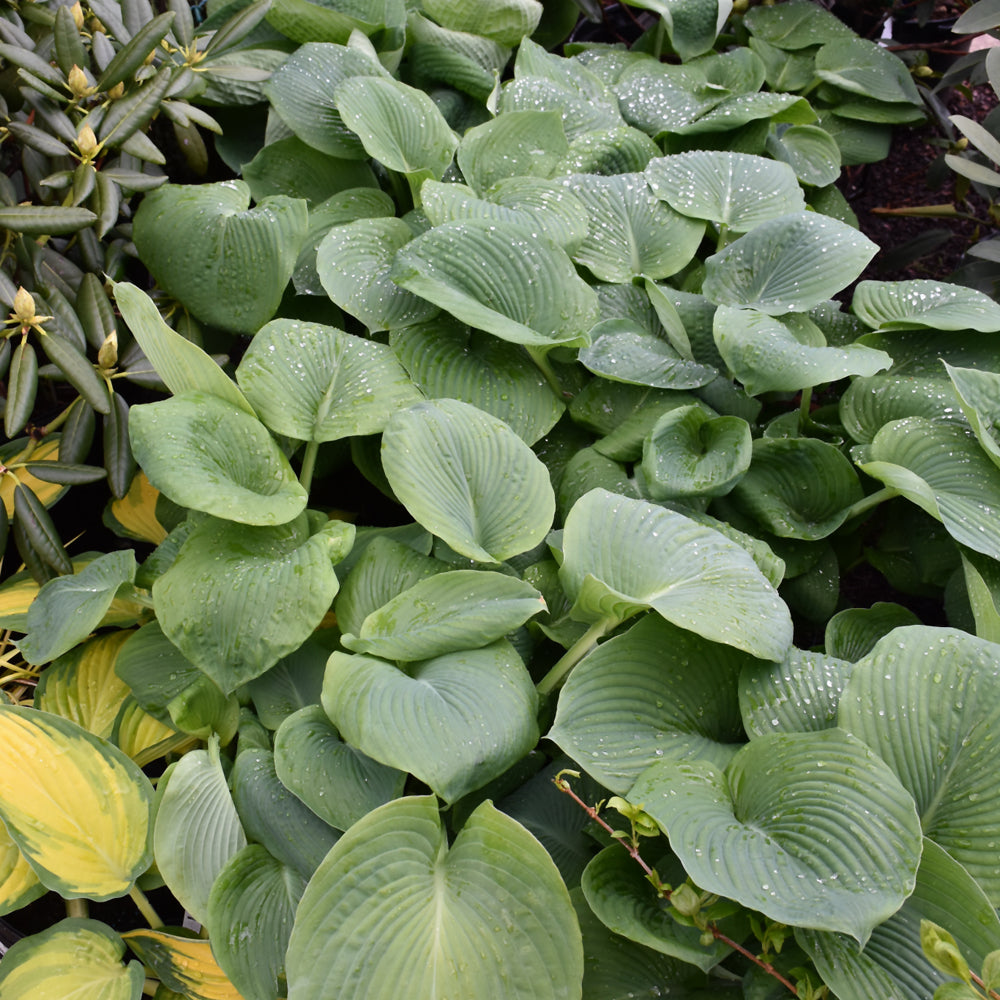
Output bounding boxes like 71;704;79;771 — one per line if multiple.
839;374;960;444
824;602;921;661
815;37;921;105
422;0;542;45
852;279;1000;331
631;728;922;944
322;641;539;804
766;124;842;187
744;0;855;48
945;361;1000;470
285;796;583;1000
133;181;307;335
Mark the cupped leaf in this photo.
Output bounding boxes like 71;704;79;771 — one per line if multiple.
645;150;805;232
153;513;355;693
559;489;793;662
285;795;583;1000
549;615;752;794
945;361;1000;470
838;625;1000;901
129;392;307;526
0;918;144;1000
120;928;242;1000
824;602;921;661
274;704;406;831
236;319;422;442
853;279;1000;331
0;706;153;900
766;124;842;187
839;374;960;445
632;729;922;944
241;138;378;205
391;219;599;349
133;181;307;335
322;641;539;804
702;212;878;314
381;399;555;563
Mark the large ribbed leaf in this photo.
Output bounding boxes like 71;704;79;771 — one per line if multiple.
614;61;712;136
153;513;354;693
559;489;793;661
421;0;542;45
381;399;555;563
407;13;509;101
858;417;1000;561
133;181;307;335
548;615;751;794
153;739;246;925
945;361;1000;470
743;0;855;48
391;220;599;349
264;0;405;45
702;213;878;314
561;173;705;282
390;320;564;445
285;796;583;1000
824;602;921;661
815;37;922;105
838;374;960;444
631;729;922;943
767;124;842;187
322;641;538;804
799;839;1000;1000
645;151;805;232
839;625;1000;902
0;706;153;900
852;279;1000;331
0;918;144;1000
626;0;728;60
129;392;307;526
714;306;891;395
236;319;422;441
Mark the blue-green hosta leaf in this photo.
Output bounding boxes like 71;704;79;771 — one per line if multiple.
766;124;842;187
205;845;306;1000
853;279;1000;331
626;0;729;61
391;219;599;349
557;125;662;176
680;93;816;138
274;704;406;831
0;918;144;1000
381;399;556;563
153;738;246;925
408;13;510;102
739;647;854;737
645;150;805;233
390;319;564;446
341;570;545;660
549;615;752;794
730;437;864;540
839;625;1000;902
245;637;330;731
322;642;539;804
743;0;855;48
264;0;406;44
316;217;442;331
858;417;1000;562
799;839;1000;1000
153;513;355;693
640;404;751;500
285;796;582;1000
422;0;542;45
559;489;792;661
129;392;307;526
815;37;922;105
236;319;422;441
702;213;879;314
824;602;921;661
133;181;307;335
839;374;961;445
264;41;387;158
749;36;817;91
561;172;705;282
945;362;1000;470
614;61;713;136
631;729;922;944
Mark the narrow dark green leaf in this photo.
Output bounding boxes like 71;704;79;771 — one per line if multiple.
77;273;117;352
0;42;65;86
202;0;272;55
93;168;121;239
102;392;135;499
5;121;73;158
0;205;97;236
58;400;96;465
13;518;58;585
5;342;38;438
39;332;111;415
98;65;175;147
53;3;89;75
13;484;72;576
21;462;107;485
96;12;175;91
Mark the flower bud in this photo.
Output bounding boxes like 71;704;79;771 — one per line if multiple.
76;124;99;160
106;81;125;100
12;287;36;325
67;64;93;98
70;1;84;28
98;329;118;370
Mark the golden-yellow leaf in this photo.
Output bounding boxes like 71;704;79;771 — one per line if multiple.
122;929;246;1000
0;439;63;517
114;697;195;766
108;471;168;544
0;818;43;915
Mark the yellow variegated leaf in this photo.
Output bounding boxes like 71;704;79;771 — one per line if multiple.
0;438;64;516
0;818;44;916
107;472;168;545
113;697;195;767
121;929;244;1000
0;706;153;900
35;631;133;739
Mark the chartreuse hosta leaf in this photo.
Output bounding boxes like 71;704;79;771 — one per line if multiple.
0;918;144;1000
945;361;1000;470
285;795;582;1000
799;839;1000;1000
702;213;879;314
559;489;792;662
715;307;892;396
631;729;922;944
323;641;538;804
236;318;422;441
381;399;555;563
133;181;307;335
0;706;153;900
0;820;44;916
391;219;599;350
205;844;306;1000
858;417;1000;562
154;513;354;693
852;279;1000;331
121;928;242;1000
153;738;246;925
275;705;406;831
549;615;752;794
341;569;546;660
645;150;805;233
839;625;1000;901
